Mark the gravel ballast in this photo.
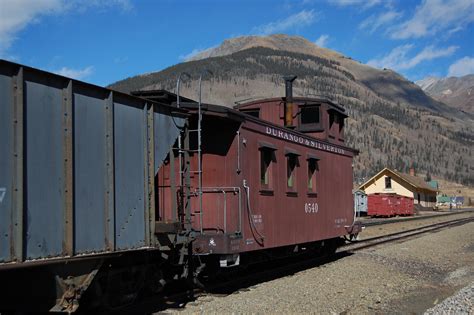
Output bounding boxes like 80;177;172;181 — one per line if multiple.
424;283;474;314
161;217;474;314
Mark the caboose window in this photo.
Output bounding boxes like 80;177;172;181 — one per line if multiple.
285;150;300;190
261;150;272;185
287;156;296;188
385;176;392;189
300;106;320;125
307;156;319;192
242;109;260;118
298;105;322;132
259;143;276;189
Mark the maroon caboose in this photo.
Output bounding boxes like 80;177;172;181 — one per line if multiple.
136;77;360;268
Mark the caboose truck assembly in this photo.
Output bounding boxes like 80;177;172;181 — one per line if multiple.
0;59;361;312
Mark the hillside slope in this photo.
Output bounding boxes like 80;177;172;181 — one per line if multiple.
110;35;474;186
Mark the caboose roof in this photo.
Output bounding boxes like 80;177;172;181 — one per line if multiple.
131;89;359;155
234;96;347;114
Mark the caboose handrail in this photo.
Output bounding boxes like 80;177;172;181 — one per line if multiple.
194;186;242;235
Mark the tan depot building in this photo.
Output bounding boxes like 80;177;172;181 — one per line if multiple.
359;167;438;208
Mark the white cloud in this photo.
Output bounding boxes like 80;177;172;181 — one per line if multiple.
328;0;382;9
314;34;329;47
54;66;94;80
390;0;474;39
252;10;318;35
0;0;132;55
367;44;458;71
448;56;474;77
359;10;403;33
0;0;61;54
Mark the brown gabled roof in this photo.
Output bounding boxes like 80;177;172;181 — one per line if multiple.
392;170;437;192
359;167;438;193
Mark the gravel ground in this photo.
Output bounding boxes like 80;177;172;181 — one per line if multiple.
424;283;474;314
161;216;474;314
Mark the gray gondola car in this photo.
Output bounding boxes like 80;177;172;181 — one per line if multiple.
0;60;188;312
354;190;368;216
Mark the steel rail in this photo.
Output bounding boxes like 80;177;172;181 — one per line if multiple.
358;209;473;227
344;216;474;252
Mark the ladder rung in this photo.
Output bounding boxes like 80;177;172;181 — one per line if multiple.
188;129;201;132
179;149;200;153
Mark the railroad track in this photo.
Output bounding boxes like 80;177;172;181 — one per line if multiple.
100;215;474;314
343;215;474;252
358;209;473;227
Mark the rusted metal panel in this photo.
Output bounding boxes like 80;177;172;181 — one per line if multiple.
62;81;73;256
147;104;155;244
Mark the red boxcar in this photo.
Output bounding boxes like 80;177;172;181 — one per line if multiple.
368;193;396;217
399;196;414;216
368;193;414;217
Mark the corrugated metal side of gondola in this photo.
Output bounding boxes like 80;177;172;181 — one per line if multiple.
0;59;185;265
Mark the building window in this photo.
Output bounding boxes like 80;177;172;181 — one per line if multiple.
307;158;318;192
259;144;276;189
385;176;392;189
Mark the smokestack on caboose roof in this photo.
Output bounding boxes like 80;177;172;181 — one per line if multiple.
283;75;297;128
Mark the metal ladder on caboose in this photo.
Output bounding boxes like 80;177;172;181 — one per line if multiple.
176;71;242;236
176;73;204;234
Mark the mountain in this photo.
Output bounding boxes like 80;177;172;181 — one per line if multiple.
109;34;474;186
416;75;474;114
186;34;343;61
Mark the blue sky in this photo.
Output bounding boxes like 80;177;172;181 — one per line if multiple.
1;0;473;86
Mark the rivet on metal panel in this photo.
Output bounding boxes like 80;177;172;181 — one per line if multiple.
104;91;115;251
11;66;24;262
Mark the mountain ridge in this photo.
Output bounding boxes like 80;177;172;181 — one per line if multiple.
416;75;474;114
109;34;474;186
